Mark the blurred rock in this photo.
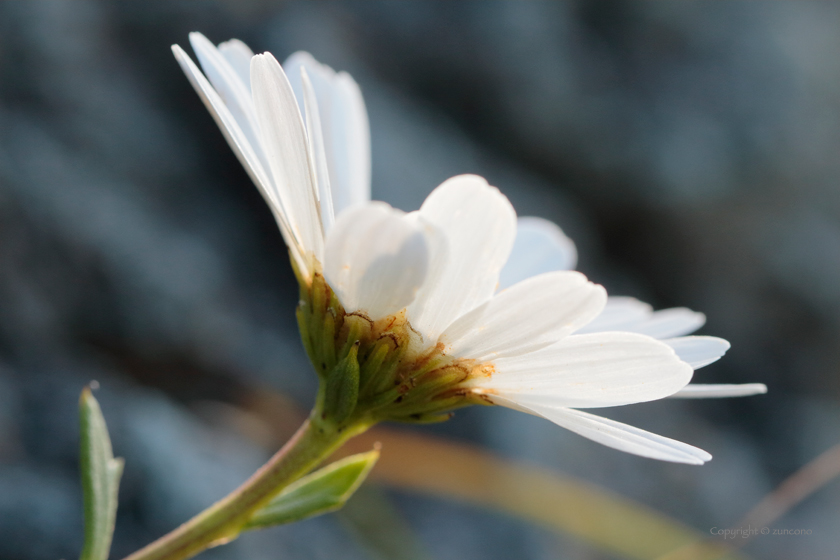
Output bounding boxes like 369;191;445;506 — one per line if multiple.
0;1;839;559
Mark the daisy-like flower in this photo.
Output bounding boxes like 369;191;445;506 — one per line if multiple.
173;33;766;465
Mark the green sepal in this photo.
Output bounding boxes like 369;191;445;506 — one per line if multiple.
79;387;124;560
358;341;390;391
320;310;337;373
244;449;380;530
296;304;318;370
379;395;465;420
393;412;455;424
338;314;368;361
324;342;360;423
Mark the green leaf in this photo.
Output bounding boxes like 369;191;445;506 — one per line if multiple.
244;449;379;530
324;342;360;423
79;387;124;560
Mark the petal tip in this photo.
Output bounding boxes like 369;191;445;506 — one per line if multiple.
688;452;712;465
188;31;213;52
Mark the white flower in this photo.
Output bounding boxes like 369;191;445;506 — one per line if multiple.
173;34;766;465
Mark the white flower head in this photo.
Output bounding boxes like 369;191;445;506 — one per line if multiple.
173;33;766;465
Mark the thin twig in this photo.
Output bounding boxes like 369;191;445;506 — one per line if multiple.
658;441;840;560
736;441;840;531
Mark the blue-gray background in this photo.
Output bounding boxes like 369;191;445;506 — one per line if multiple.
1;2;838;559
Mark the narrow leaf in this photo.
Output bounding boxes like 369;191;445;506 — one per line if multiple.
79;387;124;560
245;449;379;530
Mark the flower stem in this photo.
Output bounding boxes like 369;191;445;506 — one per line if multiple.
122;413;364;560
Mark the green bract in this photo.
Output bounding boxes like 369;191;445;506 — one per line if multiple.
297;272;487;429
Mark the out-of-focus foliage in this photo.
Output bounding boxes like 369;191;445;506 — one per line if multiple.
338;427;749;560
1;2;839;560
339;486;434;560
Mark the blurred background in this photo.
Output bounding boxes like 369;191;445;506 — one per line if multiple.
1;1;839;559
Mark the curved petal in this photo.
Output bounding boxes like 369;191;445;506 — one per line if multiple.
578;299;706;339
330;71;371;211
171;44;307;275
490;399;711;464
300;67;335;232
664;336;730;369
470;332;693;408
189;33;265;172
623;308;707;339
498;216;578;290
251;53;324;267
406;175;517;343
670;384;767;398
323;203;430;320
218;38;254;91
284;52;371;214
440;271;606;361
576;296;652;333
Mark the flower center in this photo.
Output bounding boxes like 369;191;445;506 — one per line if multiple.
297;273;490;425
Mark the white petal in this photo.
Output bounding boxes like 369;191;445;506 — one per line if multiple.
171;44;307;274
491;399;711;464
251;53;324;267
669;383;768;398
406;175;517;342
498;217;578;290
284;52;371;215
576;296;652;333
189;32;264;172
300;67;335;232
329;71;371;212
470;332;693;408
579;300;705;339
440;271;606;361
624;308;707;339
664;336;730;369
323;203;429;320
218;38;254;91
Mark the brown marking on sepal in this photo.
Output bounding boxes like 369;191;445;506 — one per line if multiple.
376;332;400;350
346;310;374;327
473;392;496;405
412;341;446;370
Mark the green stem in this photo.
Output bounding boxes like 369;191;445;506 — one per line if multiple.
122;413;364;560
